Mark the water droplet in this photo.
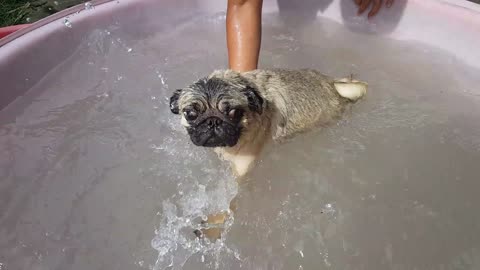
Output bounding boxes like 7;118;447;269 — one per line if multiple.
299;250;304;258
26;17;31;22
53;1;59;5
84;2;93;10
117;75;123;81
127;47;133;53
201;215;208;222
0;263;4;270
156;73;167;86
63;18;72;28
201;255;205;263
298;265;303;270
138;260;144;267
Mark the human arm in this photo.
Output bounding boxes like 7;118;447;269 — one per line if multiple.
226;0;263;72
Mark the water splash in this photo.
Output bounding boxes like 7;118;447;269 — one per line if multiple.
96;92;109;98
63;18;72;28
150;161;238;270
84;2;94;10
321;203;338;219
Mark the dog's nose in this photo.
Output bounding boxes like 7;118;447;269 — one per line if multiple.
206;117;222;127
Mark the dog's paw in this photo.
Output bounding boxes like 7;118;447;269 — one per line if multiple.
193;226;223;241
192;212;229;241
193;229;203;238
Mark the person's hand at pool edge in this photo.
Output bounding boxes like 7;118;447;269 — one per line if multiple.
354;0;395;18
226;0;263;72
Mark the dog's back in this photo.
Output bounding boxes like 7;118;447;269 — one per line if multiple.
243;68;367;141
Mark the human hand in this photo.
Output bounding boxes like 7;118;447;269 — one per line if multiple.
354;0;394;18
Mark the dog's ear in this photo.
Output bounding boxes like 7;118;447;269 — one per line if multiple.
169;89;182;114
243;86;264;114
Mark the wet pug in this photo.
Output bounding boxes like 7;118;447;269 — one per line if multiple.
169;68;367;239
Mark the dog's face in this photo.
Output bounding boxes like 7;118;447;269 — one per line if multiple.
169;72;264;148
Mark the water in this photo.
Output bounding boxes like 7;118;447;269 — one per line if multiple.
63;17;72;28
1;10;480;270
84;2;94;11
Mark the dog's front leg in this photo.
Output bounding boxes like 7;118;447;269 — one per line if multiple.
194;196;239;240
231;154;257;178
195;147;261;240
195;152;253;240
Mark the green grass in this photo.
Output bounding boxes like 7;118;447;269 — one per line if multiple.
0;0;45;27
0;0;86;27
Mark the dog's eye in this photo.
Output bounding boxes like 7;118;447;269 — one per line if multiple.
183;110;198;121
228;109;236;118
228;109;242;120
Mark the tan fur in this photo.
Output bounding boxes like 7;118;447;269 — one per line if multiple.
210;69;366;177
173;69;367;239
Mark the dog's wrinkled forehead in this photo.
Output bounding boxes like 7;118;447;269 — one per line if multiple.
178;77;249;111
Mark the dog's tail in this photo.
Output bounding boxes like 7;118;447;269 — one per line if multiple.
333;77;367;101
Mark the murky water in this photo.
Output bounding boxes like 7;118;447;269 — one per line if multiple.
2;10;480;270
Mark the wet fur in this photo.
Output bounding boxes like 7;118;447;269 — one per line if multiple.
199;69;365;176
170;68;367;239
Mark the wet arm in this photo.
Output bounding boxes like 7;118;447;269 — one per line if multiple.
226;0;263;72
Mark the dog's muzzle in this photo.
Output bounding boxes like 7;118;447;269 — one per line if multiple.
188;116;240;147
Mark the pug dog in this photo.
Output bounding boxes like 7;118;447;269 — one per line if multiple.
169;68;367;239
